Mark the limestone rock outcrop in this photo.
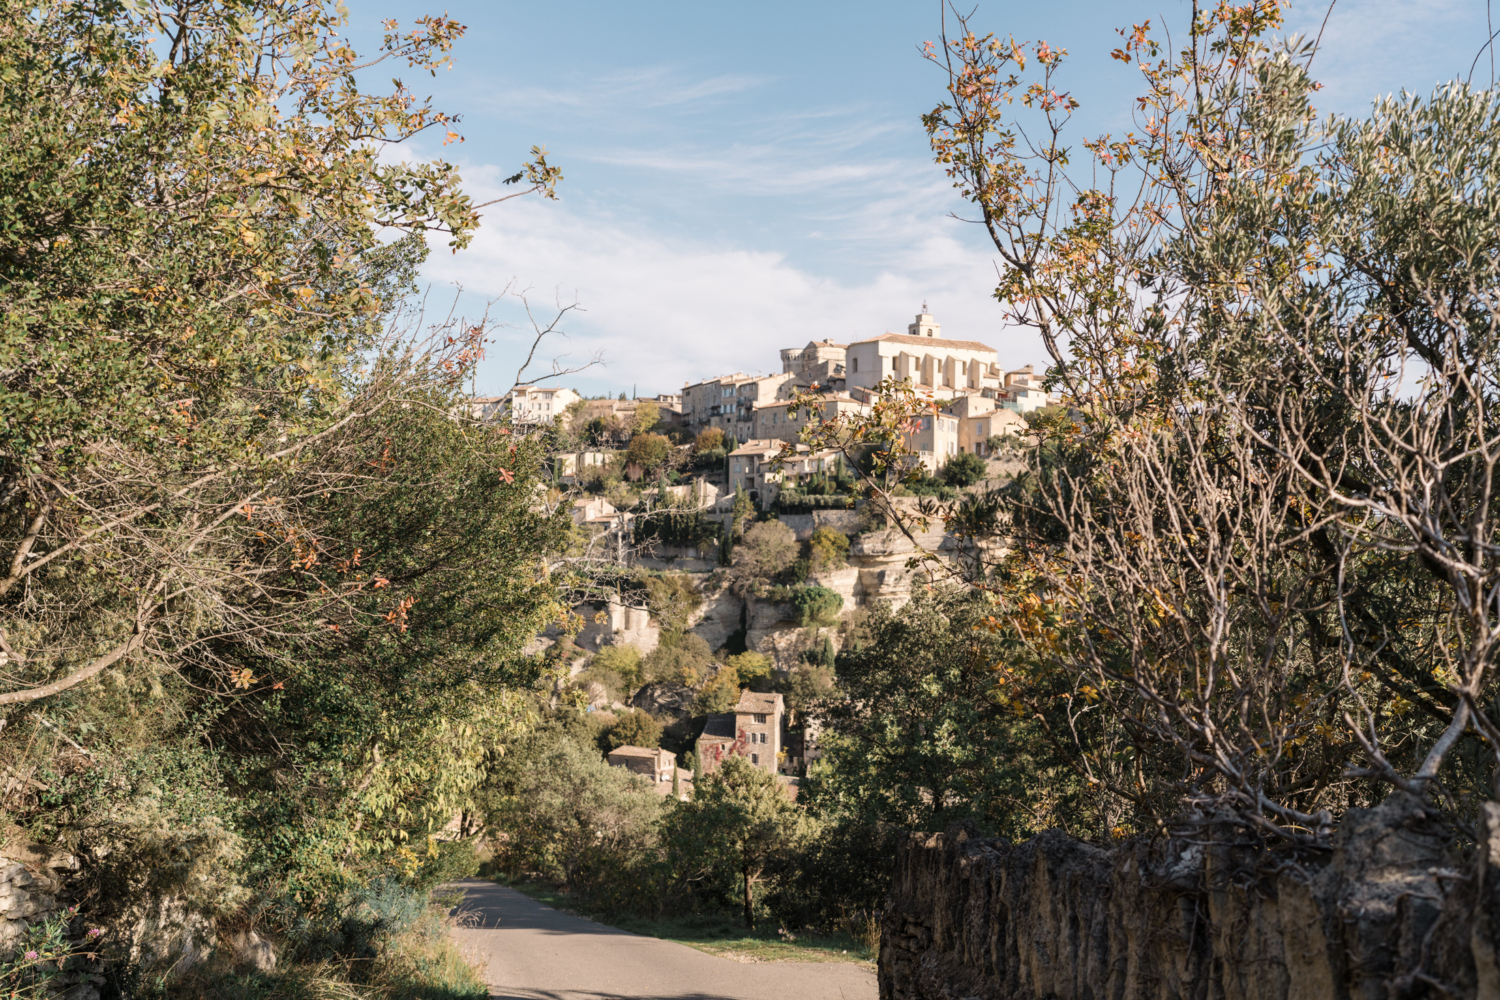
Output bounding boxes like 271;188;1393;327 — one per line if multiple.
880;795;1500;1000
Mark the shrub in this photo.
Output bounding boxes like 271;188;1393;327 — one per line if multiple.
807;527;850;571
590;645;643;693
940;451;988;487
642;632;713;686
789;585;842;628
623;432;672;472
606;710;662;750
693;428;726;453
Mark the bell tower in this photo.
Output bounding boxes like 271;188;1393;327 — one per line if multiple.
908;304;941;338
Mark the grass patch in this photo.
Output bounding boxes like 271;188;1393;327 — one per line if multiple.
132;901;488;1000
488;875;875;967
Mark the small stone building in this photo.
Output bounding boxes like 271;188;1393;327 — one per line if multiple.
695;690;784;776
606;745;691;799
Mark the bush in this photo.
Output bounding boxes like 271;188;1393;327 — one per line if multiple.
693;428;726;453
588;645;643;694
789;585;843;628
623;432;672;472
940;451;988;487
807;527;850;571
642;632;713;686
691;446;727;471
605;710;662;750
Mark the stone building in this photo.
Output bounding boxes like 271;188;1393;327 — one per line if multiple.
779;339;848;393
695;690;784;776
502;385;581;427
681;372;792;440
844;310;1003;399
902;411;962;473
606;745;691;800
752;392;870;444
944;394;1026;455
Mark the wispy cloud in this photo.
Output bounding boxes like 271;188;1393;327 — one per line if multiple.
426;175;1039;398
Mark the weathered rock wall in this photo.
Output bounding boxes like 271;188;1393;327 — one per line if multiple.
880;794;1500;1000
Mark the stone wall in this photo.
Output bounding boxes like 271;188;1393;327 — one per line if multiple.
880;794;1500;1000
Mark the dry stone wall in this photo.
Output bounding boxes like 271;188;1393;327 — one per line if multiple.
881;794;1500;1000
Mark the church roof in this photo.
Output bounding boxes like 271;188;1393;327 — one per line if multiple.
850;332;998;353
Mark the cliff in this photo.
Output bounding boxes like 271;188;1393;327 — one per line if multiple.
881;794;1500;1000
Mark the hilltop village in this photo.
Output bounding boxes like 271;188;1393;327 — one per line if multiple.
473;310;1055;798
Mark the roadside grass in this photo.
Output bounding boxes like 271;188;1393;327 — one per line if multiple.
489;875;875;967
134;902;487;1000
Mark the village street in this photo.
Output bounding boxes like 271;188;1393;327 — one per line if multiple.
448;879;878;1000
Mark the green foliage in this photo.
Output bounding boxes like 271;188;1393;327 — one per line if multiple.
723;651;772;688
480;727;663;908
807;527;850;571
586;645;643;695
691;666;744;717
632;400;661;435
940;451;988;487
693;428;726;453
623;433;672;473
817;590;1075;838
730;486;756;540
663;756;808;928
606;711;662;751
0;906;96;998
641;632;713;687
788;586;843;628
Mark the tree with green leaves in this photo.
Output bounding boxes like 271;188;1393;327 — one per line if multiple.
0;0;569;947
606;710;662;751
816;590;1072;838
939;452;987;488
665;756;807;928
623;432;672;474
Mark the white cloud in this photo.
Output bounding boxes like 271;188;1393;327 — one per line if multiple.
1285;0;1484;110
426;177;1045;398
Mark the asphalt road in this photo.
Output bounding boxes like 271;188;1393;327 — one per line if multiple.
447;878;878;1000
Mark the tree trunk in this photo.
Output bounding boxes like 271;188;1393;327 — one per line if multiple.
742;866;755;929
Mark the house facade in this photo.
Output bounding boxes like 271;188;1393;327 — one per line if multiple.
607;745;691;800
903;412;962;473
681;373;792;440
945;394;1026;455
503;385;581;427
696;690;785;776
843;311;1003;399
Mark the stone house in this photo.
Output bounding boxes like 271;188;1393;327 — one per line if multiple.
503;385;581;427
557;450;612;484
844;311;1003;399
944;394;1026;455
726;439;786;507
606;745;691;800
753;393;871;444
696;691;784;776
681;372;792;440
779;339;848;394
902;411;962;473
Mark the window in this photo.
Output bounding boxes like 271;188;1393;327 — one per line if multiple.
751;753;759;765
760;732;768;744
852;357;859;372
753;713;767;724
975;421;983;436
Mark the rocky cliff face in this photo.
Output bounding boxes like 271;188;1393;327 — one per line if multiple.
881;794;1500;1000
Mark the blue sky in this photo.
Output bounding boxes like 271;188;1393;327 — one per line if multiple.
344;0;1495;398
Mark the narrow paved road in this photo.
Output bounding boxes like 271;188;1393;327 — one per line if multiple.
447;879;877;1000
